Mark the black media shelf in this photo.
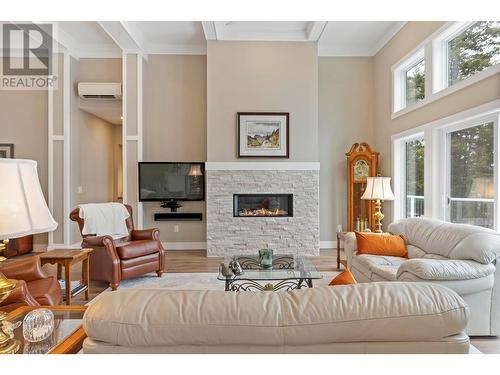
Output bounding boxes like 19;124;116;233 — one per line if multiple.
154;213;203;221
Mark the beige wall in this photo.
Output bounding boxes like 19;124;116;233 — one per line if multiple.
207;41;318;162
143;55;207;243
373;21;500;222
0;59;48;246
319;57;375;242
77;58;122;82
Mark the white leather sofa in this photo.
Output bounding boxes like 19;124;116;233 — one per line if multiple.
345;217;500;336
82;282;470;354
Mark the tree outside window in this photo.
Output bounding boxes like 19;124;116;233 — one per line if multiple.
405;138;424;217
449;122;495;228
448;21;500;86
405;59;425;106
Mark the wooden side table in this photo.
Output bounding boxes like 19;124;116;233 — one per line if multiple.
39;248;93;305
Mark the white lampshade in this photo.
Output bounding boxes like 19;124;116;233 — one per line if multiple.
188;164;203;176
361;177;395;201
0;159;57;240
469;177;494;199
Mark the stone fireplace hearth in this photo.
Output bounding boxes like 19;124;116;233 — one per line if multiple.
206;162;320;257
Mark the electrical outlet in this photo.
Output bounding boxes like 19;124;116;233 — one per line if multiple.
174;225;179;233
77;186;83;194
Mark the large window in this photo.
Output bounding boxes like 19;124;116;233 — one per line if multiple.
393;105;500;230
447;122;495;228
405;138;425;217
448;22;500;87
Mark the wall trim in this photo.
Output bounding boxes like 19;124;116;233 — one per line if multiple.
319;241;337;249
163;242;207;250
122;53;128;204
137;53;144;229
205;162;320;171
47;56;54;247
63;52;71;246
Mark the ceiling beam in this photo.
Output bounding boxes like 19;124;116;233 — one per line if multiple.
98;21;142;53
306;21;328;41
201;21;217;40
54;23;80;59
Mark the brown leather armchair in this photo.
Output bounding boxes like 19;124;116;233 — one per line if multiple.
0;256;62;313
69;204;165;290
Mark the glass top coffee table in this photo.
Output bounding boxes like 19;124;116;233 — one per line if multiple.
217;254;321;291
5;306;86;354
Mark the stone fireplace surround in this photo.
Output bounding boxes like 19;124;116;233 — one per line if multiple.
206;162;320;257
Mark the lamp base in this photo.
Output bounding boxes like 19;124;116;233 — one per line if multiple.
0;309;21;355
0;239;6;255
373;200;384;233
0;324;20;354
0;252;21;354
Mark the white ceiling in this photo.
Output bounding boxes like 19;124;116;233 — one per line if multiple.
318;21;405;56
48;21;405;57
57;22;122;58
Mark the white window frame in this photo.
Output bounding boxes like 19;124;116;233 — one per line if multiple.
392;22;500;119
433;21;477;93
392;100;500;228
439;114;499;228
392;132;425;220
392;49;425;113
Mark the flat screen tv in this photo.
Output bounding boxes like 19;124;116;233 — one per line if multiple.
138;162;205;202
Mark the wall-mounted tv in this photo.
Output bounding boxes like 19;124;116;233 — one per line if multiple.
138;162;205;202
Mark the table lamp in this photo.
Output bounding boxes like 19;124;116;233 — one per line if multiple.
361;176;395;233
0;159;58;354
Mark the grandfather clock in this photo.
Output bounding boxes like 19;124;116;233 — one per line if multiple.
346;142;379;232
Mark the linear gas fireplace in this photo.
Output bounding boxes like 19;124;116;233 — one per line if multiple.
233;194;293;217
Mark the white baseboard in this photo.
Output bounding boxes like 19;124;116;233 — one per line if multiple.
163;242;207;250
164;242;336;250
320;241;337;249
42;241;337;251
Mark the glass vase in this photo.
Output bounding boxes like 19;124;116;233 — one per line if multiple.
259;249;273;269
23;308;54;343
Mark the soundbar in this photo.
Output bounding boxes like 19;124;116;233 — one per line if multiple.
154;213;203;221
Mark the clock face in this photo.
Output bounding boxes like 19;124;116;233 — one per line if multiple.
353;159;369;182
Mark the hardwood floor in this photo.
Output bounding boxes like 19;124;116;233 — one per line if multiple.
40;249;499;354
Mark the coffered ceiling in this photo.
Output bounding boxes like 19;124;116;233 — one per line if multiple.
50;21;405;58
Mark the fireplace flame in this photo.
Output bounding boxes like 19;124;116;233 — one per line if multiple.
238;208;288;217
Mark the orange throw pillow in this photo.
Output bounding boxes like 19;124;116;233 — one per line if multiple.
329;269;357;286
355;232;407;257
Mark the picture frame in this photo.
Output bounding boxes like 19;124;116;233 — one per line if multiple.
0;144;14;158
237;112;289;158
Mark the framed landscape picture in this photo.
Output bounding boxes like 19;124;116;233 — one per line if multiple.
237;112;289;158
0;144;14;158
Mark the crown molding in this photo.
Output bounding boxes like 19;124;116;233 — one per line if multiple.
306;21;328;41
202;21;217;40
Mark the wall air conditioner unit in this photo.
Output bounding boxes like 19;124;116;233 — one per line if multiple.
78;82;122;100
